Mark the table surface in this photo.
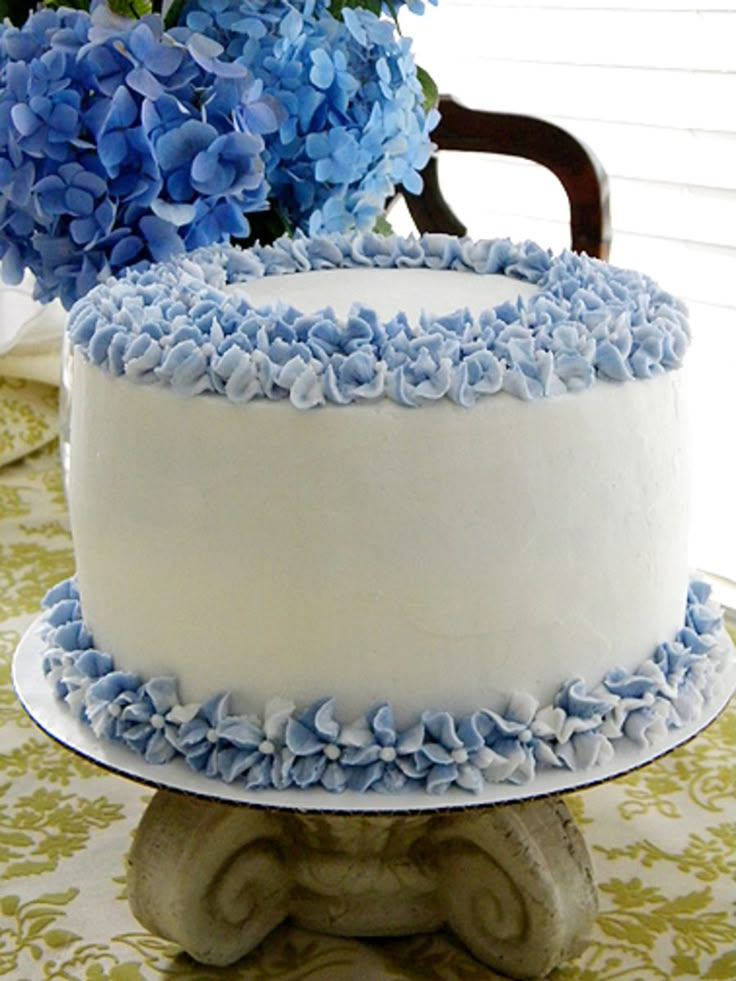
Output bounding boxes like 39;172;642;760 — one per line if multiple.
1;363;734;980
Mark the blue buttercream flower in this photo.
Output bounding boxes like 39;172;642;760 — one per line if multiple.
172;693;235;775
48;616;95;654
174;693;294;789
533;677;619;758
41;647;115;722
219;697;295;788
555;678;617;721
384;332;454;406
285;697;348;791
85;669;144;741
339;703;426;792
685;581;722;636
118;676;182;764
417;709;501;793
468;692;566;784
323;349;385;403
448;348;504;406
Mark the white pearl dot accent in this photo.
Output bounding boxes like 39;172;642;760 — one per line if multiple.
323;743;341;761
206;728;219;744
519;729;533;744
150;713;165;730
258;739;275;755
107;703;122;718
451;748;468;764
379;746;397;763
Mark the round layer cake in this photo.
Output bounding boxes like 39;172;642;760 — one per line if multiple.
40;232;731;794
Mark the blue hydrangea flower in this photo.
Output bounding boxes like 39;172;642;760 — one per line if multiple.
179;0;438;235
35;163;116;246
0;1;278;306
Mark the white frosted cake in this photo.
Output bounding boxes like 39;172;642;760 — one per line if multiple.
40;232;733;794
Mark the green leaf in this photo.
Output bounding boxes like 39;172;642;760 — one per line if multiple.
26;916;57;939
416;65;439;113
36;889;78;905
0;895;19;915
704;951;736;979
600;877;664;910
598;918;659;946
0;831;33;846
329;0;383;19
658;888;713;916
373;214;394;237
671;954;702;976
43;928;81;948
24;907;68;919
107;0;152;16
2;859;55;878
109;964;147;981
164;0;187;29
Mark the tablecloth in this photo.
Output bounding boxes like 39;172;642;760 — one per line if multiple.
1;350;734;980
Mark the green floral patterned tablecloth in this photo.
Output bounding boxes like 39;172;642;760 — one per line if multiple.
1;366;735;980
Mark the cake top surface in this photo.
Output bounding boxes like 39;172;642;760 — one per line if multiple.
67;232;690;407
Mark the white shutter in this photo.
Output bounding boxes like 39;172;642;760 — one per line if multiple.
398;0;736;597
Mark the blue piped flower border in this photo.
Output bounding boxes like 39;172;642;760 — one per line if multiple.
39;578;730;795
66;231;691;408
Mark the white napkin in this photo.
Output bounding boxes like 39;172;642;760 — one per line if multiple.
0;277;66;386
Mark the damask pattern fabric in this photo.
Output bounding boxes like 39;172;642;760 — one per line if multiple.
1;366;734;979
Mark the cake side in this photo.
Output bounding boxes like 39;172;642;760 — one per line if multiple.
67;356;690;726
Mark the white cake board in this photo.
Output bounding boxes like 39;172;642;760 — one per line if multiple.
12;616;736;814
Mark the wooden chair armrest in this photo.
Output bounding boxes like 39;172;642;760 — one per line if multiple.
403;96;611;260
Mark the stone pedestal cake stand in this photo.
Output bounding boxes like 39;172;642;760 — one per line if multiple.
13;617;736;979
126;789;595;978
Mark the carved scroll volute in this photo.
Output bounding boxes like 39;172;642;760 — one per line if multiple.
127;791;291;967
427;798;598;979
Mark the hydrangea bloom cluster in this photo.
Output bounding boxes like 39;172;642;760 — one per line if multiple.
176;0;439;234
0;1;437;307
66;232;692;407
0;1;281;306
40;577;729;794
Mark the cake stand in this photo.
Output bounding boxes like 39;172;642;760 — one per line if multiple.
12;618;736;980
